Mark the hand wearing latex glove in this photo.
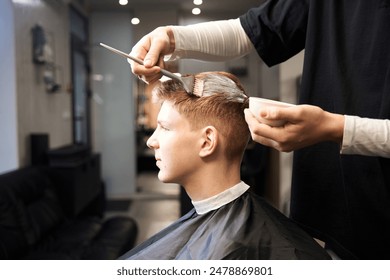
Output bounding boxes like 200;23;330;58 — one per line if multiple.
244;105;345;152
128;27;175;84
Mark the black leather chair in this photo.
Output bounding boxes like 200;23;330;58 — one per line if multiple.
0;166;138;259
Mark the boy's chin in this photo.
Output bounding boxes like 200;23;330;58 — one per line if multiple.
157;172;178;185
157;172;172;183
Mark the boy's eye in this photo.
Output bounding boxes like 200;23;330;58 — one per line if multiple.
159;124;169;131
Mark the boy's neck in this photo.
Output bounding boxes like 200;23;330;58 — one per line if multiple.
183;162;241;201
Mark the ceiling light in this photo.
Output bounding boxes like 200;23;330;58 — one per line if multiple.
12;0;41;6
131;17;140;25
119;0;128;5
193;0;203;5
192;8;201;15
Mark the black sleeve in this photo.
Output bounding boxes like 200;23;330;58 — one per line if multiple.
239;0;309;67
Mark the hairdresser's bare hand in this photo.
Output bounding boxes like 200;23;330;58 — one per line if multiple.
244;105;344;152
129;26;175;84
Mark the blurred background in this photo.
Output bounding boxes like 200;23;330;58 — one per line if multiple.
0;0;304;247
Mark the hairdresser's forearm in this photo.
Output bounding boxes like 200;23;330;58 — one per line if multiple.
167;18;254;61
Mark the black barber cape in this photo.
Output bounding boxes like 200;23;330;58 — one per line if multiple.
119;182;330;260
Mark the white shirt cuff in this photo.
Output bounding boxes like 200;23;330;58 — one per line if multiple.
341;115;390;157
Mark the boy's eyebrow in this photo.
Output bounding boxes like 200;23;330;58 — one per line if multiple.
157;120;170;126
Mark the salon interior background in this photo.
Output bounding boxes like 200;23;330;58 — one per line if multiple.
0;0;304;213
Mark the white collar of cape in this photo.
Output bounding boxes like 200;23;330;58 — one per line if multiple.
191;181;250;215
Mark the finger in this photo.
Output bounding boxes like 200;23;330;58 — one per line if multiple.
244;108;257;123
244;109;281;141
156;55;166;68
260;106;299;123
143;39;165;67
129;38;148;63
251;135;281;151
130;62;161;76
128;48;162;75
127;52;162;76
145;74;164;85
136;72;164;85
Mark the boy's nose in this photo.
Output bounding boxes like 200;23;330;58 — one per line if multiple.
146;131;158;149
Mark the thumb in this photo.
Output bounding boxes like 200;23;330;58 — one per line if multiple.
144;43;163;68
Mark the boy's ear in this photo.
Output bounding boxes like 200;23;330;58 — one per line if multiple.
199;126;218;158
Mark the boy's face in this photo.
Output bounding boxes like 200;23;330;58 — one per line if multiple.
147;101;201;185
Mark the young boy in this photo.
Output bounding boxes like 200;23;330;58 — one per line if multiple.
120;71;330;260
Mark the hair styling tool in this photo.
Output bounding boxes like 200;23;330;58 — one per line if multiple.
100;43;194;94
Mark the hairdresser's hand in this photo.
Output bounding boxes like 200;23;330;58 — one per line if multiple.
244;105;344;152
129;26;175;84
